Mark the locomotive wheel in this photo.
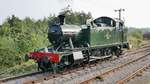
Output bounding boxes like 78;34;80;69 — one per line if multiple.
37;56;52;71
37;61;48;71
115;50;120;57
83;50;90;64
38;61;53;71
115;48;122;57
104;48;112;56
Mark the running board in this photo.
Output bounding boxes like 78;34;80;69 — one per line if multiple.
89;58;97;62
90;55;112;60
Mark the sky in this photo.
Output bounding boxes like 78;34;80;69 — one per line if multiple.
0;0;150;28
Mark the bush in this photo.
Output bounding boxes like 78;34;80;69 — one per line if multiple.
0;48;20;68
127;29;143;48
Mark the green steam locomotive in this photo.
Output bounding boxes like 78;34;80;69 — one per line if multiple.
29;12;129;71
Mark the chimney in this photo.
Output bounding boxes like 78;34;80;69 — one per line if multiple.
58;14;65;25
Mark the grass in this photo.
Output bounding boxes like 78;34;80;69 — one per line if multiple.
0;60;37;78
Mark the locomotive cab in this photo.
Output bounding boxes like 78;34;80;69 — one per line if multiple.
92;16;116;27
115;19;125;31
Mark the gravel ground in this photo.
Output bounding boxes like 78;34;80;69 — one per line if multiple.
91;54;150;84
127;67;150;84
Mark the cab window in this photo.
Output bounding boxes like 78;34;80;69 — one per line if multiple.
93;17;116;27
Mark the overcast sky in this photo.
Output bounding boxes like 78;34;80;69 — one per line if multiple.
0;0;150;28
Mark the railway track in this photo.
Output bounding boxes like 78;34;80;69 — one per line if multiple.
116;64;150;84
0;46;149;84
125;65;150;84
0;71;43;84
81;51;150;84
